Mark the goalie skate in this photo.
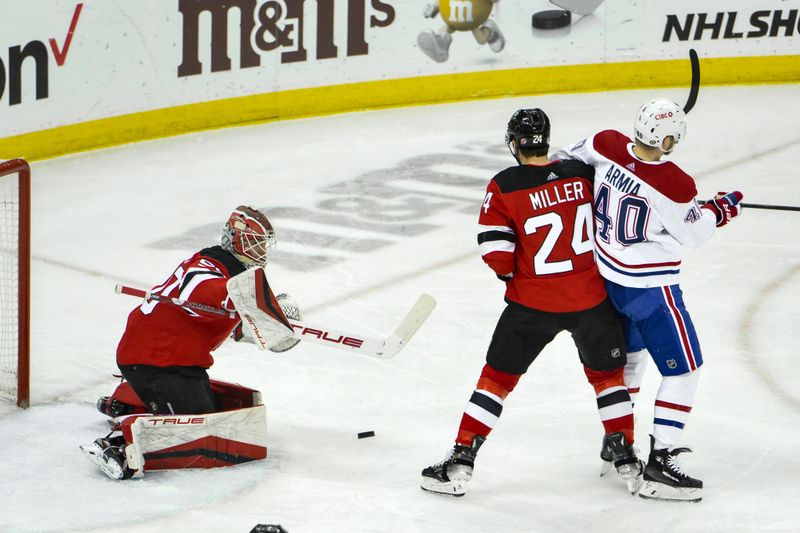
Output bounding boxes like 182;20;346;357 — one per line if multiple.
80;438;135;480
420;436;484;497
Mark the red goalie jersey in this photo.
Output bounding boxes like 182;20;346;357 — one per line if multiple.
116;246;246;368
478;160;606;313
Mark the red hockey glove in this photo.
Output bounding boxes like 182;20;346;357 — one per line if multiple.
701;191;743;227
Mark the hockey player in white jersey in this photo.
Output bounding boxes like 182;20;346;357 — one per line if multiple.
554;99;744;502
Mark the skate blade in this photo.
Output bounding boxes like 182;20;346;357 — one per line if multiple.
638;480;702;502
599;459;613;477
80;444;124;480
420;477;466;497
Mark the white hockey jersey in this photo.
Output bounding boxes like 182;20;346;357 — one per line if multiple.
553;130;716;288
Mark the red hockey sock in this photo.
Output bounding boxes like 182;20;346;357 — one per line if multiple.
584;367;635;445
455;364;521;446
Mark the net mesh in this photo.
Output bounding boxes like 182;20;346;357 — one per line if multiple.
0;168;20;402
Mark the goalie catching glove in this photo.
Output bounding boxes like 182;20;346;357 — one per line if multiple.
227;267;301;352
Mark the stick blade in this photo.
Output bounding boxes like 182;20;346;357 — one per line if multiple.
374;293;437;359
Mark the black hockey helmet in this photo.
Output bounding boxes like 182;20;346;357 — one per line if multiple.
505;108;551;152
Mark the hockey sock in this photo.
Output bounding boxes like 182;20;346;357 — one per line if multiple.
584;367;635;444
455;364;520;446
624;349;649;406
653;369;700;449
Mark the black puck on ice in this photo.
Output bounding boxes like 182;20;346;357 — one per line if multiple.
532;10;571;30
357;431;375;439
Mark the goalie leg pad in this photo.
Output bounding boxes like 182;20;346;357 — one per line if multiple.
125;405;268;473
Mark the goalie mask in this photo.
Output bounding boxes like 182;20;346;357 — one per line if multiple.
221;206;276;267
634;99;687;154
505;108;550;163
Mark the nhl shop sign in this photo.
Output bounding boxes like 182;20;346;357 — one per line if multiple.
663;9;800;41
178;0;395;77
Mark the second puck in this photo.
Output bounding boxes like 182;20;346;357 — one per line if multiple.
357;431;376;439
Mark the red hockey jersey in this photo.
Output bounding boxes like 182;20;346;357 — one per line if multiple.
478;160;606;313
116;246;246;368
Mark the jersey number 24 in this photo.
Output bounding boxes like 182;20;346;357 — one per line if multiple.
524;203;594;275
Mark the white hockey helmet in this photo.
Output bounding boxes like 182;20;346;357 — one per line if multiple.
221;206;276;267
634;99;687;153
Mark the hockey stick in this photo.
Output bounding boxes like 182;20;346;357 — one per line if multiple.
698;201;800;212
740;203;800;212
115;284;436;359
683;49;700;114
680;54;797;212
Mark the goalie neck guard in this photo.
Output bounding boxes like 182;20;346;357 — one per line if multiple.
221;206;276;267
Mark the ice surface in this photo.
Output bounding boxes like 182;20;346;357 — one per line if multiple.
1;85;799;532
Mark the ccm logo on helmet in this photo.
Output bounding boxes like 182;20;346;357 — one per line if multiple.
655;112;674;119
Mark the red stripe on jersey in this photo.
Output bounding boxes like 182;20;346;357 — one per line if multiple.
655;399;692;412
592;130;697;203
596;240;682;269
662;286;697;371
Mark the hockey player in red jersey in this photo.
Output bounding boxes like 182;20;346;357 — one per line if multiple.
554;99;744;501
420;109;640;497
81;206;300;479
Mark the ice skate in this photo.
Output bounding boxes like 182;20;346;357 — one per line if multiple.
420;436;485;497
639;435;702;502
80;437;134;480
417;30;452;63
603;432;644;494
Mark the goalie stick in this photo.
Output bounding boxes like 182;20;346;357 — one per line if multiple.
115;284;436;359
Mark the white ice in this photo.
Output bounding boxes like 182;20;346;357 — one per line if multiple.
1;85;799;533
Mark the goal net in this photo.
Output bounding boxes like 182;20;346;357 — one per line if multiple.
0;159;30;408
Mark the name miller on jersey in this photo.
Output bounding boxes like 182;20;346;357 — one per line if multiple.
604;164;641;195
529;180;586;211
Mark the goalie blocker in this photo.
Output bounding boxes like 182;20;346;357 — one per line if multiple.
82;379;267;479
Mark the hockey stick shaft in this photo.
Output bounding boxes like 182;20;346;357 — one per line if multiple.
683;49;700;114
115;284;436;359
697;201;800;212
741;203;800;212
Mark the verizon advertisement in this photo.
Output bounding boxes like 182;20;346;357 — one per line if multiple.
0;0;797;145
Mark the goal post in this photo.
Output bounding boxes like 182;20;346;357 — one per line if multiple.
0;158;30;408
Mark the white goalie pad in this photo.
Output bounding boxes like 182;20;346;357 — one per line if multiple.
124;405;267;475
227;267;295;351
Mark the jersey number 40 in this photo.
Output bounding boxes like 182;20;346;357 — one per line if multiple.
594;183;650;245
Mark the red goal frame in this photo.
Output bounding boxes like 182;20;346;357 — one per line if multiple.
0;159;30;408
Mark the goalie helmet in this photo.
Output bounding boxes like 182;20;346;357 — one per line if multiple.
634;99;687;153
505;108;550;161
221;206;276;267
